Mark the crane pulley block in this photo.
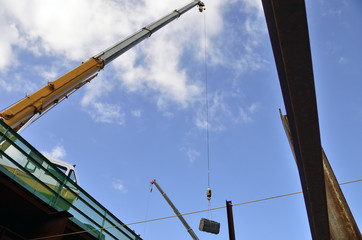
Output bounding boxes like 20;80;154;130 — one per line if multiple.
198;1;205;12
206;188;211;200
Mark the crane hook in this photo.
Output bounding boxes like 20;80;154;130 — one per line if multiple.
207;188;212;201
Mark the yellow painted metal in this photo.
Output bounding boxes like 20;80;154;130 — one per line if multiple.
1;58;104;131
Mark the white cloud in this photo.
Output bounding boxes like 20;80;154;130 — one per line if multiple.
40;70;57;83
338;57;347;64
0;0;226;109
186;148;200;163
0;9;19;71
180;147;200;163
238;107;252;123
81;76;125;125
241;0;264;16
0;73;38;93
42;144;67;159
195;91;260;130
0;77;14;92
112;179;128;193
0;0;266;128
84;102;125;125
195;92;229;132
110;4;215;109
131;109;142;118
322;9;342;17
236;102;260;124
248;102;260;114
0;0;136;61
51;145;67;159
81;76;113;106
206;0;267;76
113;47;202;109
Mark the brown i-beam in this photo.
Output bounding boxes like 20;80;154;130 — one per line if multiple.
226;200;236;240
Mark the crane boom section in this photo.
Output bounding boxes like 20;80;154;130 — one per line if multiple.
1;58;102;131
96;0;204;65
151;179;199;240
1;1;205;132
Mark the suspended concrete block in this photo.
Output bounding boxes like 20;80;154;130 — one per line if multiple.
199;218;220;234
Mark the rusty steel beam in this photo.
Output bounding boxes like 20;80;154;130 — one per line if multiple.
226;201;236;240
281;111;362;239
322;149;362;239
261;0;330;239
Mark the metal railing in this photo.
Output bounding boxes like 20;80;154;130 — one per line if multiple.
0;120;141;240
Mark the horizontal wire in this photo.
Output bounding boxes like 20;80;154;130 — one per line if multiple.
30;178;362;240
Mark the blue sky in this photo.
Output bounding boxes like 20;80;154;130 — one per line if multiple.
1;0;362;239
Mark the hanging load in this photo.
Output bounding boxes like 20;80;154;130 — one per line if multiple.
199;218;220;234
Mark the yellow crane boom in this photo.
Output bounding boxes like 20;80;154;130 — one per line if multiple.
1;1;205;132
1;58;102;132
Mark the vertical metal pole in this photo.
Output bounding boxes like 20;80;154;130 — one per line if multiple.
226;200;236;240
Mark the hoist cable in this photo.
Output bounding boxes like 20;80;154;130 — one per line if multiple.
203;9;213;220
203;7;210;190
30;178;362;240
202;5;212;219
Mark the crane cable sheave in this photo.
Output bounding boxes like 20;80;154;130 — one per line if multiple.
198;1;205;12
0;0;205;132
